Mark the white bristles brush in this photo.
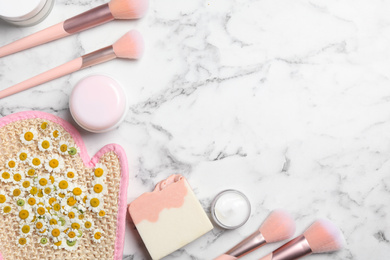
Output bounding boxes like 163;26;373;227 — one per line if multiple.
214;210;296;260
259;219;344;260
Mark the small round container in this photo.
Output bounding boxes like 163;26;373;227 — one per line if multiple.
0;0;54;27
69;75;128;133
211;190;251;229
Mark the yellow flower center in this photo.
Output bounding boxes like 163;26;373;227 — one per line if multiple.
19;210;29;219
53;130;59;138
94;232;102;240
0;195;5;203
59;180;68;189
24;132;34;141
90;198;100;207
41;122;48;129
67;171;75;178
37;207;45;215
49;197;56;205
78;214;84;220
8;161;16;168
30;187;38;195
67;197;76;206
99;210;106;217
1;172;10;179
13;189;21;196
68;231;76;238
13;174;22;182
19;153;27;161
68;212;75;219
3;206;11;213
44;187;51;194
28;197;36;206
22;180;30;188
94;168;104;177
73;188;82;196
36;222;43;229
42;140;50;149
32;158;41;166
49;159;59;168
18;237;27;245
39;178;48;186
51;229;60;237
22;225;30;233
50;175;55;184
71;223;80;229
53;203;61;211
93;184;103;193
58;192;66;198
54;241;62;246
37;190;44;198
50;219;58;225
27;169;35;176
85;222;91;229
60;144;68;152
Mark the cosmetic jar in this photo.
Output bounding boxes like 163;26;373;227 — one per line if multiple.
211;190;251;229
0;0;54;27
69;75;128;133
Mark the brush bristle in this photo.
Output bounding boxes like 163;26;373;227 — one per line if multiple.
109;0;148;19
259;210;296;243
113;30;144;60
304;219;344;253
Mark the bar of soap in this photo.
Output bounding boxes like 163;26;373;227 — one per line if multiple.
129;175;213;260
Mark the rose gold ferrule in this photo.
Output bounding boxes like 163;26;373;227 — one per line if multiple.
226;230;266;258
63;3;114;34
81;46;116;69
270;235;312;260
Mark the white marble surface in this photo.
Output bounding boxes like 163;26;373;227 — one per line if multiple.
1;0;390;259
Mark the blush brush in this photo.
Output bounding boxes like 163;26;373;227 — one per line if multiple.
259;219;344;260
214;210;296;260
0;0;148;58
0;30;144;99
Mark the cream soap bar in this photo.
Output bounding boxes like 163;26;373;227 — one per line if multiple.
129;175;213;260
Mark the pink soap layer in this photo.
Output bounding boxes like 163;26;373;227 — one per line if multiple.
129;175;189;224
70;75;127;132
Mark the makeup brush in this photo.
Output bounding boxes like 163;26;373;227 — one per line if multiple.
0;0;148;58
0;30;144;99
259;219;344;260
214;210;296;260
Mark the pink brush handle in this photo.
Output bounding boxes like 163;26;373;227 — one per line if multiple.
214;254;238;260
0;57;82;99
0;22;69;58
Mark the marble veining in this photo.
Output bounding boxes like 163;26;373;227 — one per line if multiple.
1;0;390;259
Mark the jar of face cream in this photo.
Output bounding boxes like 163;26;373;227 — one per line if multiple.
211;190;251;229
0;0;54;27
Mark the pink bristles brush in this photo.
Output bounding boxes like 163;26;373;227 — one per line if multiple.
259;219;344;260
0;0;148;58
0;30;144;99
214;210;296;260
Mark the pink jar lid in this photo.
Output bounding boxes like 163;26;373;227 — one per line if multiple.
70;75;127;133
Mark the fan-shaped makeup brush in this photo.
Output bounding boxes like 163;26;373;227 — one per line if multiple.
214;210;296;260
0;0;148;58
259;219;344;260
0;30;144;99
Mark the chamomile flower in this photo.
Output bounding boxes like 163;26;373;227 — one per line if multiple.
66;208;79;220
69;219;82;230
92;163;108;180
20;179;33;192
38;138;53;152
48;215;60;226
62;196;77;212
47;196;57;207
49;224;64;242
20;128;38;145
16;198;26;207
0;190;9;205
64;168;78;181
34;219;47;232
28;186;39;196
17;150;30;164
85;194;104;213
36;174;52;189
39;121;50;132
36;204;49;218
5;158;18;170
65;229;79;242
17;236;29;247
19;223;33;237
26;195;38;207
54;177;72;192
51;201;62;214
58;141;70;155
52;238;65;249
38;237;49;247
64;239;80;251
83;218;94;230
91;179;108;195
11;171;24;185
51;129;62;140
45;154;64;173
0;170;12;183
26;168;37;177
29;155;43;169
68;145;80;156
18;206;34;222
70;185;86;201
97;209;107;218
0;203;12;214
92;229;104;243
10;187;23;198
